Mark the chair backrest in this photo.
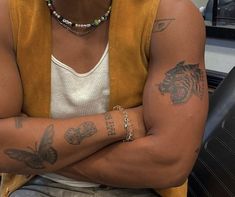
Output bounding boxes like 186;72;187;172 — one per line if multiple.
188;67;235;197
204;0;235;24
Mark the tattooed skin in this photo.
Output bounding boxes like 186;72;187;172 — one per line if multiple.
158;61;204;104
15;117;27;129
4;125;58;169
153;18;175;33
65;122;97;145
104;112;116;136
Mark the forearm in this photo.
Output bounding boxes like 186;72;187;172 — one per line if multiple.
59;134;191;189
0;110;126;174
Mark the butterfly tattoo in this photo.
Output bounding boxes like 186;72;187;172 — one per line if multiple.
4;124;58;169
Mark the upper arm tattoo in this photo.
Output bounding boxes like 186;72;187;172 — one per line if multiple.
64;121;97;145
4;125;58;169
104;112;116;136
158;61;205;104
153;18;175;33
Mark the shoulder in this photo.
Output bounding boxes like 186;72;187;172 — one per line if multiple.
149;0;206;72
157;0;200;15
151;0;205;50
155;0;204;28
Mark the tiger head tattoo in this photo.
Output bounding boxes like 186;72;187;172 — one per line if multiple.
158;61;204;104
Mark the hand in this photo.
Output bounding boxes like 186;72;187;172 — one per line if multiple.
57;164;90;182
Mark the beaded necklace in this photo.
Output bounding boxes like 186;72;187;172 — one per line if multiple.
46;0;111;34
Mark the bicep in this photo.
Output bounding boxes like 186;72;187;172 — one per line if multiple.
143;0;208;164
0;47;22;118
0;0;22;118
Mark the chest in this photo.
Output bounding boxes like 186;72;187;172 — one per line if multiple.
51;18;109;74
50;48;110;118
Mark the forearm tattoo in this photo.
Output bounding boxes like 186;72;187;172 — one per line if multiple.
15;117;27;129
153;18;175;33
104;112;116;136
158;61;205;104
65;122;97;145
4;125;58;169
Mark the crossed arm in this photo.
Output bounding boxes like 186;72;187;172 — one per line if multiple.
0;0;208;189
57;0;209;189
0;0;144;175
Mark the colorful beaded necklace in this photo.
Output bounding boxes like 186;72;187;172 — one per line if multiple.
46;0;112;30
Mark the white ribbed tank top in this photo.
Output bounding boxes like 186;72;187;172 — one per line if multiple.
41;45;109;188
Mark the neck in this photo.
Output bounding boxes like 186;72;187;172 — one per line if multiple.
53;0;111;24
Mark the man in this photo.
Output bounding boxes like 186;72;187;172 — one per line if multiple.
0;0;208;196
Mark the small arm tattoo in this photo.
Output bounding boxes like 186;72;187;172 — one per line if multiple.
15;117;27;129
153;18;175;33
104;112;116;136
65;122;97;145
158;61;205;104
4;125;58;169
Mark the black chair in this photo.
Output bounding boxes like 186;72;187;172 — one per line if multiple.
188;67;235;197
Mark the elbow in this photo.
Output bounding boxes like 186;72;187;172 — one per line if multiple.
164;168;188;188
144;139;191;189
150;161;189;189
161;156;190;188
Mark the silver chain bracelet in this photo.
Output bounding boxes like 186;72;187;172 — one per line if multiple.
113;105;134;142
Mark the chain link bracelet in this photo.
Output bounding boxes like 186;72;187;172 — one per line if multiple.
113;105;134;142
